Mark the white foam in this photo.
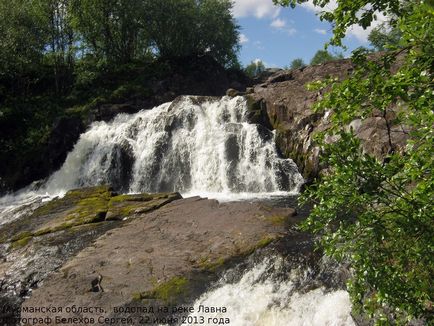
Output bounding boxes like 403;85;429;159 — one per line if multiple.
184;258;355;326
43;96;303;195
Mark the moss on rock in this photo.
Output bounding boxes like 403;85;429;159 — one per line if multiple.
266;215;288;226
11;231;33;242
197;256;227;272
11;236;32;249
2;186;181;250
106;192;181;221
137;277;190;304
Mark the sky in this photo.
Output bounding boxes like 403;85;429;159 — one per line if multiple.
232;0;384;68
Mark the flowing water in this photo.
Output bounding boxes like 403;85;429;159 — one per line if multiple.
45;96;303;196
183;256;355;326
0;96;355;325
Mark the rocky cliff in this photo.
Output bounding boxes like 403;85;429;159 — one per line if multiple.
243;58;408;183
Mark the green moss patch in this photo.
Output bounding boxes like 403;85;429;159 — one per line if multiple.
11;236;32;249
137;277;189;304
266;215;288;226
241;234;279;256
197;256;227;272
106;192;181;220
33;186;112;236
255;235;275;249
196;235;277;273
11;231;33;242
2;187;180;251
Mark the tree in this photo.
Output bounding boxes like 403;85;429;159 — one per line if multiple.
143;0;239;67
289;58;305;69
196;0;240;68
38;0;76;94
244;60;265;78
70;0;148;64
310;50;342;65
0;0;47;84
368;23;402;51
275;0;433;324
0;0;79;95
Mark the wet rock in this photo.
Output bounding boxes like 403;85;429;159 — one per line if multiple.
21;198;296;323
226;88;240;97
106;141;134;193
0;186;181;314
105;192;182;221
93;103;140;122
245;96;273;130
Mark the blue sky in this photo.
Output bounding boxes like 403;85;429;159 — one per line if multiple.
232;0;383;68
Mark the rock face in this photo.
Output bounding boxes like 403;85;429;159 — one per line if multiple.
20;196;296;323
0;116;85;195
0;186;181;321
246;59;408;182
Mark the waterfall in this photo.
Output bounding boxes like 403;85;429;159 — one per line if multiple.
44;96;303;197
0;95;303;228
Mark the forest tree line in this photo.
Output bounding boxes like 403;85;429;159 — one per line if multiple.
0;0;240;97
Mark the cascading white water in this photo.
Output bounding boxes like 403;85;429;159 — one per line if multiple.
44;96;303;197
0;96;303;225
181;257;355;326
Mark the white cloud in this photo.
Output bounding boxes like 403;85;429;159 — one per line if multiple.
301;0;337;13
233;0;281;19
301;1;388;43
239;33;249;44
286;28;297;36
270;18;297;36
314;28;327;35
270;18;286;29
346;11;387;43
254;41;265;50
253;58;278;68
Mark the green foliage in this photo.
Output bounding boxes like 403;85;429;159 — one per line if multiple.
310;50;343;65
278;0;434;324
70;0;149;64
1;0;239;95
289;58;306;69
0;0;47;80
70;0;241;66
143;0;239;67
244;60;266;78
1;1;241;188
368;23;402;51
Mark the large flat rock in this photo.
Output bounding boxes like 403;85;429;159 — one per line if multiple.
22;197;296;323
0;186;181;325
